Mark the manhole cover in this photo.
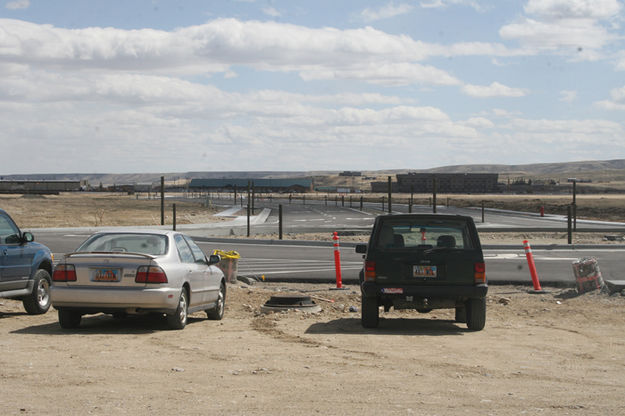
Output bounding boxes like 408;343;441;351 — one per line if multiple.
260;294;321;314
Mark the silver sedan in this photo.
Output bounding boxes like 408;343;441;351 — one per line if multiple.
50;230;225;330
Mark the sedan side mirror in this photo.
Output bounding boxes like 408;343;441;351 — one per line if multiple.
355;244;367;254
207;254;221;265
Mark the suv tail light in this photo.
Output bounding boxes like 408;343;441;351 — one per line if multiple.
364;261;376;281
135;266;168;283
53;264;77;282
474;262;486;283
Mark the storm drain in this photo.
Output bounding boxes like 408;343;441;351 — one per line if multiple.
260;295;322;314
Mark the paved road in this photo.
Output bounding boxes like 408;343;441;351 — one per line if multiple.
34;231;625;287
179;194;625;237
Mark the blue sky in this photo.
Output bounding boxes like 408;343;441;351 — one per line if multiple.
1;0;624;174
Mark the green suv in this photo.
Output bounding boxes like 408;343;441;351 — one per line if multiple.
355;214;487;330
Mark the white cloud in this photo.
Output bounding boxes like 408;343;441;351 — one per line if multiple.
595;85;625;110
5;0;29;10
361;2;413;22
462;82;528;98
559;90;577;103
420;0;484;12
524;0;621;20
499;0;621;59
262;7;281;17
0;18;478;87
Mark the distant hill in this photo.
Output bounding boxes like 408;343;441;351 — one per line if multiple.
2;159;625;185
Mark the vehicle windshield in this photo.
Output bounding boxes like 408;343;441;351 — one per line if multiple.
374;220;472;250
76;233;168;256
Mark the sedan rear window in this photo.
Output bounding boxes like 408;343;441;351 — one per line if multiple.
77;233;168;255
374;220;472;250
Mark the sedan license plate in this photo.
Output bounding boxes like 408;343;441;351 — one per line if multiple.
413;265;437;278
93;268;120;282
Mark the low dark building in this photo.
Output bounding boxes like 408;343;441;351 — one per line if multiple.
395;173;499;193
0;180;81;194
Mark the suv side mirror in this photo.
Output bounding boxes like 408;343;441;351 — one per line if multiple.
22;232;34;243
355;244;367;254
207;254;221;265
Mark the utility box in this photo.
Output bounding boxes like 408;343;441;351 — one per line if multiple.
572;257;605;294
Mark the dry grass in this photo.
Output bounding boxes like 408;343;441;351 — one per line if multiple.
0;192;225;228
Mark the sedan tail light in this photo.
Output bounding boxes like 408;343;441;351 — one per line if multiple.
474;262;486;283
53;264;77;282
135;266;168;284
364;261;376;281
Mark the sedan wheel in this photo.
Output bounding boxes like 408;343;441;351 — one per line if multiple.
206;282;226;320
167;289;188;330
58;309;82;329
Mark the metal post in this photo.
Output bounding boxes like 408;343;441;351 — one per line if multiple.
173;204;176;231
360;196;363;211
387;176;392;213
381;196;385;212
567;205;572;244
247;181;251;237
573;180;577;231
160;176;165;225
481;201;485;223
251;181;255;215
234;185;237;204
279;204;283;240
432;177;437;214
349;196;352;208
341;195;344;207
325;195;328;206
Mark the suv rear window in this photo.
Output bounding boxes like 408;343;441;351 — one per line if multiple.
373;219;473;250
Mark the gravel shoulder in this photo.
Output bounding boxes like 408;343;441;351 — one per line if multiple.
2;283;624;415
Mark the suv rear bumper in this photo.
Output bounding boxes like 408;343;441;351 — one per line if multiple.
362;281;488;299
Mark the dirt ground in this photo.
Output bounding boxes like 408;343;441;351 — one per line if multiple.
1;283;624;415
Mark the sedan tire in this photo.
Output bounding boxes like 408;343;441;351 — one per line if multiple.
58;309;82;329
166;289;188;330
206;282;226;320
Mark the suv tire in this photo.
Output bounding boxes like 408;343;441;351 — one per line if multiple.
22;269;52;315
361;296;379;328
466;298;486;331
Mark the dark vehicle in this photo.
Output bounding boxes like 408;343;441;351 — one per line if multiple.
355;214;487;330
0;209;54;314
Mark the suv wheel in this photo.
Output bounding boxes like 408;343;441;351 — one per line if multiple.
454;305;467;323
361;296;379;328
466;298;486;331
23;269;52;315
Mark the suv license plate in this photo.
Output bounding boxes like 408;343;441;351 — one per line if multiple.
413;265;437;278
94;268;120;282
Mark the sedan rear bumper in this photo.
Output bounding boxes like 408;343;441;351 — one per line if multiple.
50;285;181;313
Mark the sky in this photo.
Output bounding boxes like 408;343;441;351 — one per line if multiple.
1;0;624;174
